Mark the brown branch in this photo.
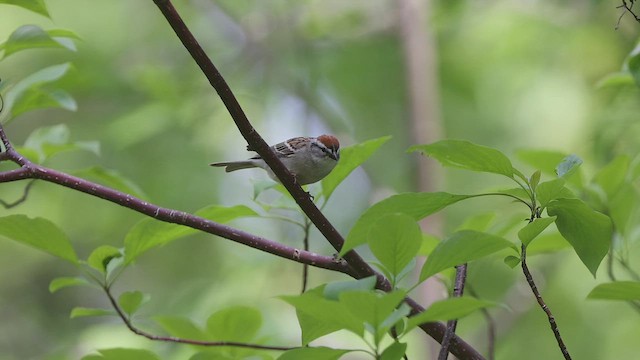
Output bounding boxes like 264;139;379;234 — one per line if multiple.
438;263;468;360
521;244;572;360
103;285;294;351
148;2;485;359
617;0;640;27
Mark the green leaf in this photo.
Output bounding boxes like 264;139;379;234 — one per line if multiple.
526;232;572;255
368;214;422;279
516;149;567;175
2;63;75;123
547;199;612;277
278;347;351;360
0;215;77;263
529;170;541;190
518;217;557;247
503;255;521;268
593;155;629;199
321;136;391;199
124;205;257;263
49;276;92;293
74;167;148;201
380;342;407;360
556;154;583;178
323;276;377;301
20;124;98;163
595;72;635;89
281;291;364;338
0;25;77;59
154;315;209;341
340;290;406;344
70;307;114;319
406;297;496;332
628;44;640;88
87;245;122;273
82;348;160;360
587;281;640;301
409;140;514;178
296;309;343;345
206;306;262;342
342;192;473;255
0;0;49;17
457;212;495;232
420;230;514;282
609;183;640;235
118;291;147;317
536;178;567;208
11;88;77;118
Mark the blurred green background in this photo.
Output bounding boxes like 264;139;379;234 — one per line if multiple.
0;0;639;359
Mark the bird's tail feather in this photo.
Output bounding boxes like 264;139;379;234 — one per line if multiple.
209;161;256;172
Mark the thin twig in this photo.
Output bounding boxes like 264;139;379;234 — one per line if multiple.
438;263;468;360
521;244;572;359
0;179;36;208
467;286;496;360
102;285;294;350
301;219;311;293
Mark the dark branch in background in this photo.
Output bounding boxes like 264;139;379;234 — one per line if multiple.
521;244;572;360
102;285;294;351
0;179;36;208
606;246;640;313
617;0;640;28
301;220;311;293
150;1;485;359
438;263;468;360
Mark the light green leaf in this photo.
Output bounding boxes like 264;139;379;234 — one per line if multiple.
406;297;496;332
457;212;496;232
154;316;209;341
536;178;567;208
321;136;391;199
556;154;583;178
323;276;377;301
595;72;635;89
518;217;557;247
587;281;640;301
0;215;78;264
628;43;640;87
0;25;77;59
20;124;96;163
420;230;514;282
87;245;122;273
296;309;343;345
340;290;406;344
281;291;364;337
49;277;92;293
0;0;49;17
529;170;541;190
278;347;351;360
11;88;77;118
409;140;514;178
74;167;148;201
342;192;473;255
503;255;521;268
2;63;74;123
547;199;612;277
368;214;422;278
206;306;262;342
526;232;571;255
118;291;148;317
124;205;257;263
380;342;407;360
70;307;114;319
516;149;567;175
593;155;629;198
82;348;160;360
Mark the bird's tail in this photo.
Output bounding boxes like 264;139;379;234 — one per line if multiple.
209;161;256;172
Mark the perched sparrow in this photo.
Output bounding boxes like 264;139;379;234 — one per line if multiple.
210;135;340;185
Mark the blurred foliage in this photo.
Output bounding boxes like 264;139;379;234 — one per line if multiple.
0;0;639;359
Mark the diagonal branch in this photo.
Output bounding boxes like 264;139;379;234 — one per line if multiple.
149;1;484;358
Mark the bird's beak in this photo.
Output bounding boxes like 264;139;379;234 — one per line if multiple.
331;151;339;161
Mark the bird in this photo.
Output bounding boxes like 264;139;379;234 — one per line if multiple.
210;135;340;185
